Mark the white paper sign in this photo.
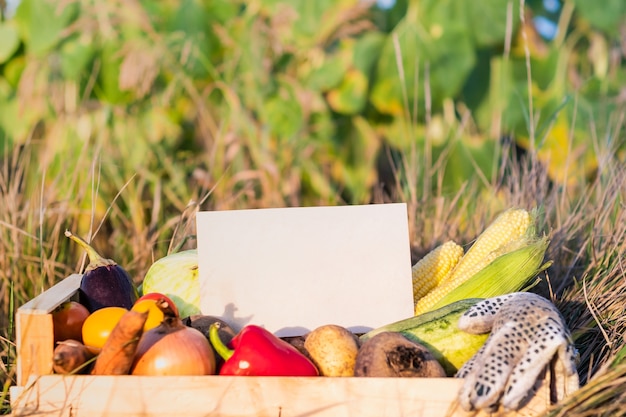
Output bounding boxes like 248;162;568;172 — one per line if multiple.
196;203;414;337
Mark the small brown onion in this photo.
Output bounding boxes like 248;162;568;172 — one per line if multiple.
131;299;216;376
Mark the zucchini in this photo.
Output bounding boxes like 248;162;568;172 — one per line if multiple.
360;298;489;376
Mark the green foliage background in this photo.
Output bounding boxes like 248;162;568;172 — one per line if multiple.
0;0;624;292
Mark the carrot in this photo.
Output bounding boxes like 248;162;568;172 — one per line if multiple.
91;309;149;375
53;339;95;374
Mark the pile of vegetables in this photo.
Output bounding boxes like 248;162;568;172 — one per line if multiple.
52;207;550;378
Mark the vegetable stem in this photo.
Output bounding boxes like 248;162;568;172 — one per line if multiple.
209;322;234;361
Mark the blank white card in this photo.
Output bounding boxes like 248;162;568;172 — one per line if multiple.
196;203;414;337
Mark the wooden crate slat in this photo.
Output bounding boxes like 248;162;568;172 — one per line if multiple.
11;375;552;417
16;274;82;386
16;313;54;388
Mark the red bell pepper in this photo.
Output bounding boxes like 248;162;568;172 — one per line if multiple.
209;323;319;376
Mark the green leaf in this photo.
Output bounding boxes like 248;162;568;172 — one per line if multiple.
462;0;520;47
571;0;626;36
436;135;498;192
0;23;20;64
370;13;475;115
352;31;386;75
0;90;34;143
307;32;384;93
95;42;132;104
2;55;25;88
167;0;218;78
405;0;518;48
342;116;381;202
306;54;349;92
13;0;78;55
327;69;368;115
60;36;96;80
261;83;303;138
260;0;360;48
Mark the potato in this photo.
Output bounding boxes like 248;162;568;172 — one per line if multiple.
304;324;360;377
354;331;446;378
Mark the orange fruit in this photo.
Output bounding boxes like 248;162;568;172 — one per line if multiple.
81;306;128;354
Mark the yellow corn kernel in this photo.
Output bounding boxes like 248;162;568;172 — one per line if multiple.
414;208;532;315
411;241;464;304
441;208;531;285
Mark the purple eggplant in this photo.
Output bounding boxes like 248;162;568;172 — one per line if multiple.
65;230;138;312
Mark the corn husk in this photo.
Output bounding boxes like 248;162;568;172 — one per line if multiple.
426;236;551;313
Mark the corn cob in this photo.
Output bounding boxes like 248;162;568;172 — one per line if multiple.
430;236;550;311
445;208;531;283
415;236;550;315
411;241;463;304
414;208;534;315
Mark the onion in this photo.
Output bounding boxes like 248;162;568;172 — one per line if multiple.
131;298;216;375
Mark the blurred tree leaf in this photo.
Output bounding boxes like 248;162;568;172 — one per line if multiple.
305;54;347;91
353;30;386;75
0;22;20;64
0;71;40;143
370;10;475;115
370;0;519;117
169;0;222;78
300;158;338;204
261;80;303;138
571;0;626;37
534;112;597;186
437;135;498;192
2;55;25;88
370;0;409;33
59;35;96;80
327;68;368;115
529;48;561;91
379;114;423;150
331;115;380;202
322;31;386;114
13;0;78;55
260;0;366;48
95;41;132;104
0;88;18;141
462;0;520;47
460;49;496;132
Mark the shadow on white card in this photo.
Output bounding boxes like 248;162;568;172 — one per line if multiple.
196;203;414;337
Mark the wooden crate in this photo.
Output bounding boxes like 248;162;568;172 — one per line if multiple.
10;275;556;417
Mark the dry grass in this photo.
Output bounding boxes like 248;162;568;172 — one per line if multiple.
1;125;625;416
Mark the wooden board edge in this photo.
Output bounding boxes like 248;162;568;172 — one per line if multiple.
18;274;82;314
